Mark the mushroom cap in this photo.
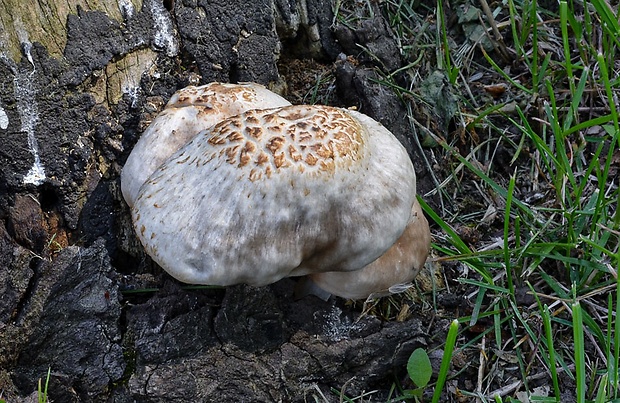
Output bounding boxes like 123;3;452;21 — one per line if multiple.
131;105;417;287
306;198;430;300
121;82;291;207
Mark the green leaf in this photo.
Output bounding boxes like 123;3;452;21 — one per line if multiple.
407;348;432;388
402;388;424;398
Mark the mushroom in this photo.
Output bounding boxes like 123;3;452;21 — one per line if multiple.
306;197;430;300
121;82;291;207
130;104;425;293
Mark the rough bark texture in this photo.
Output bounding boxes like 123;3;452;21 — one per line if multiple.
0;1;435;401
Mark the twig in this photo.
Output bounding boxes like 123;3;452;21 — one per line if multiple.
340;376;356;403
476;335;487;402
477;0;511;61
488;364;574;397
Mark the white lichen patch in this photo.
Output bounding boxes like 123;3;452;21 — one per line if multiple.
118;0;135;19
124;85;141;108
22;41;35;70
104;48;158;106
321;305;361;342
13;16;35;70
13;42;46;185
148;0;179;57
0;106;8;129
24;160;46;185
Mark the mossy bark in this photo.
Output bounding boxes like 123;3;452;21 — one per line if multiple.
0;0;142;60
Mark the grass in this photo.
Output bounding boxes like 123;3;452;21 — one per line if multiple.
420;0;619;400
37;367;50;403
431;319;460;403
332;0;620;400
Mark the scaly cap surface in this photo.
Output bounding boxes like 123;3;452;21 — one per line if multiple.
121;82;290;207
131;105;417;287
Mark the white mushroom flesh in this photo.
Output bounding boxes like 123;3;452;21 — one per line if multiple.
131;105;418;287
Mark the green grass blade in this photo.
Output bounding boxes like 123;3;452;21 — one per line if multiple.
573;301;586;403
542;305;561;401
504;172;517;297
595;373;609;403
560;1;575;98
589;0;620;47
436;140;532;216
481;47;532;94
458;279;509;294
432;319;459;403
418;197;473;256
614;269;620;397
607;292;617;399
470;287;486;327
596;52;620;139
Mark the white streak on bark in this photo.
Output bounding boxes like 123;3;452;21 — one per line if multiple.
12;29;46;185
118;0;135;19
0;106;8;129
149;0;179;57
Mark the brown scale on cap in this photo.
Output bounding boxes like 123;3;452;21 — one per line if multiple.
167;82;259;108
202;105;364;181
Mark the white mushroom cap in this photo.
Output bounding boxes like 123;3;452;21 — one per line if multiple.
121;82;291;207
131;105;417;287
307;198;430;300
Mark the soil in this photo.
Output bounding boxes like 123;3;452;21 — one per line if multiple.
0;0;554;402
